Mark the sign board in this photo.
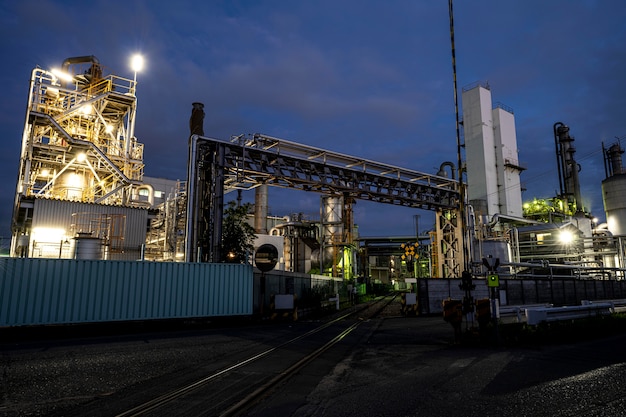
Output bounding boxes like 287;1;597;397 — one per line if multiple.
274;294;294;310
254;244;278;272
405;293;417;305
487;273;500;287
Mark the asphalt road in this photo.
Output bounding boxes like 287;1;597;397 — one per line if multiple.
1;311;625;417
249;316;626;417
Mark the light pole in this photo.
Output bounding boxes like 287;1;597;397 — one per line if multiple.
126;54;144;184
130;54;144;96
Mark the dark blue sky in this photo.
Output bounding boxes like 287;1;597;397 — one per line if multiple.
1;1;625;238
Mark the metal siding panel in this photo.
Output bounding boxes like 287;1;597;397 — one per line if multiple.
190;264;200;315
139;262;149;319
32;198;149;249
216;265;225;315
0;259;18;324
200;264;209;315
162;263;172;317
1;259;253;326
68;261;81;321
28;260;44;324
48;260;62;323
173;266;182;316
151;262;160;318
96;261;109;321
166;264;176;316
101;261;114;320
194;264;204;315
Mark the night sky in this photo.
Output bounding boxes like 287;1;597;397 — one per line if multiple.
1;1;625;240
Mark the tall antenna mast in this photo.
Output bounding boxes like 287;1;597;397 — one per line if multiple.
448;0;469;272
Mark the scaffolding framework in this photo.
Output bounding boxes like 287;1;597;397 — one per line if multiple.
12;59;145;256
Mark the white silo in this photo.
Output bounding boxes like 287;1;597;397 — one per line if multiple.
602;142;626;235
461;82;524;218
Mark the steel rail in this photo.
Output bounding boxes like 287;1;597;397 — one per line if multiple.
115;295;397;417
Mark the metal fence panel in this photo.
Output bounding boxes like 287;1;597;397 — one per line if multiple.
0;258;252;326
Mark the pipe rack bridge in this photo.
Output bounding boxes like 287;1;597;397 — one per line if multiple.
186;133;461;262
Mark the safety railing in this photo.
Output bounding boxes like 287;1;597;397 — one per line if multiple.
525;303;613;326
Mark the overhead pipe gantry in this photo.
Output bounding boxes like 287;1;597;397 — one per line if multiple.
185;132;462;271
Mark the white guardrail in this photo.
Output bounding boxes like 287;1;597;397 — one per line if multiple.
525;303;613;326
498;304;553;323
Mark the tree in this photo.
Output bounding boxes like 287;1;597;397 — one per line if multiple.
221;201;256;263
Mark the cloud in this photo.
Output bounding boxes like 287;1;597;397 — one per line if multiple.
1;0;625;239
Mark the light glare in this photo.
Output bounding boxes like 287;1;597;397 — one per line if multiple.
50;68;73;82
559;230;574;244
131;54;144;72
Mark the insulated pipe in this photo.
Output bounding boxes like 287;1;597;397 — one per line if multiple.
61;55;102;82
437;161;456;179
61;55;101;71
254;184;268;234
185;134;199;262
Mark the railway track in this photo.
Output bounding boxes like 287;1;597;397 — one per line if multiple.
113;294;399;417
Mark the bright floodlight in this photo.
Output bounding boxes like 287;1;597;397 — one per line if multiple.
131;54;144;73
559;230;574;244
50;68;73;83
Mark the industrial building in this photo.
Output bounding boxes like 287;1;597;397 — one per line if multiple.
8;55;626;283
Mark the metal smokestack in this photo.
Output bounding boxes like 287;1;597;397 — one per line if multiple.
554;122;583;213
190;102;205;136
605;142;625;177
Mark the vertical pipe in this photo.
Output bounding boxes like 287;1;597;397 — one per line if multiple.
254;184;268;234
185;135;198;262
185;103;205;262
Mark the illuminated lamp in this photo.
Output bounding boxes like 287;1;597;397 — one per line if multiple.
31;227;66;243
131;54;144;73
50;68;73;83
81;104;93;115
559;230;574;244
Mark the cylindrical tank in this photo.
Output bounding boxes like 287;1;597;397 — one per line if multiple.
254;184;268;234
321;196;343;270
57;171;89;200
602;173;626;236
73;233;103;260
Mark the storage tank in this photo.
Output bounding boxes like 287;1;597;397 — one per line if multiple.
321;195;344;271
57;171;90;201
602;142;626;236
602;175;626;236
73;233;103;260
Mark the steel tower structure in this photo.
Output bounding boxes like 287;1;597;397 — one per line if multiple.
11;56;146;257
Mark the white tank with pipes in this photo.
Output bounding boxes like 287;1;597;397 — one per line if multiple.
57;171;90;200
602;142;626;235
321;195;343;271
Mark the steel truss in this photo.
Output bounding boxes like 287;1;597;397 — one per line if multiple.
187;133;462;267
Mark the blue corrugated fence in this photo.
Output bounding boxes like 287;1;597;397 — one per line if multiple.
0;258;253;326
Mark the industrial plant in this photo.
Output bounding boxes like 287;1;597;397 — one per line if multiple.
8;55;626;284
